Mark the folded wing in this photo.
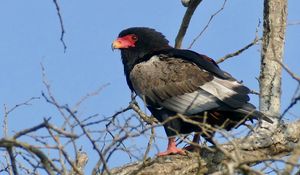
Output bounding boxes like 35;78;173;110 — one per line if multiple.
130;53;250;115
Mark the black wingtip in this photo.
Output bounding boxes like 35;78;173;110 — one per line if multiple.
259;113;274;123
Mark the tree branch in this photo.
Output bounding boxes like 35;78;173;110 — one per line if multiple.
0;138;57;175
216;37;261;64
273;59;300;82
52;0;67;52
175;0;203;49
107;120;300;174
188;0;227;49
7;147;18;175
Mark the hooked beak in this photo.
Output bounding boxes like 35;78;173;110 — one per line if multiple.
111;35;136;51
111;39;123;51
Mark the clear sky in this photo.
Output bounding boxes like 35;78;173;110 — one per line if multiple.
0;0;299;173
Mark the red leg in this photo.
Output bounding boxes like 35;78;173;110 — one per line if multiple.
157;137;186;156
184;133;200;152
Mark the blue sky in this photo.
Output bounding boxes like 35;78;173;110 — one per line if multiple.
0;0;299;173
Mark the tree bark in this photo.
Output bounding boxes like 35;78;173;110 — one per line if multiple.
259;0;287;126
107;120;300;175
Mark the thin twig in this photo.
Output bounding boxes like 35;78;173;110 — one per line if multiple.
217;19;261;64
143;127;155;161
130;103;158;125
46;128;68;175
188;0;227;49
52;0;67;52
288;21;300;26
13;119;50;139
46;127;82;175
273;59;300;119
3;104;8;137
41;63;71;128
4;97;40;116
273;59;300;82
0;138;57;175
281;95;300;119
216;37;262;64
74;84;110;111
63;106;112;175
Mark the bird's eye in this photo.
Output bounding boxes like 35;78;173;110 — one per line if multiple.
131;35;138;41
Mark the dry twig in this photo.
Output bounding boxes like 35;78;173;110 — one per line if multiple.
188;0;227;49
52;0;67;52
216;37;262;64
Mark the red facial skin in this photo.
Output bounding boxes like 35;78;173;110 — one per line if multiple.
112;34;138;49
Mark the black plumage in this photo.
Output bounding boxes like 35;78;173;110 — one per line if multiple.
112;27;271;156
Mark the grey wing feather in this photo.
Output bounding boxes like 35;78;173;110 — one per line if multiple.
130;55;251;114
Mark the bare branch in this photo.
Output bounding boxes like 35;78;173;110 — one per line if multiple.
283;139;300;174
188;0;227;49
130;103;158;125
288;21;300;26
272;59;300;119
52;0;67;52
74;83;110;110
175;0;203;49
0;138;57;175
108;120;300;174
216;37;261;64
4;97;40;116
143;127;155;161
47;122;78;138
46;127;82;175
273;59;300;82
13;118;50;139
63;106;111;175
7;147;18;175
281;95;300;119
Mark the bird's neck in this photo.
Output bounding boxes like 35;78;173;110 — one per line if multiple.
121;50;144;73
121;45;172;73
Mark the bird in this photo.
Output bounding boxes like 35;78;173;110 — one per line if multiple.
112;27;271;156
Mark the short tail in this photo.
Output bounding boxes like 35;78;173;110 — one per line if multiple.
233;103;273;123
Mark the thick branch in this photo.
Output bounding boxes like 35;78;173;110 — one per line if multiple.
259;0;287;120
107;121;300;175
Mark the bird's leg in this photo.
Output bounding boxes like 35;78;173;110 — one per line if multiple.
183;133;201;152
157;137;186;156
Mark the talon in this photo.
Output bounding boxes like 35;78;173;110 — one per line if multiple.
157;147;186;156
157;137;186;156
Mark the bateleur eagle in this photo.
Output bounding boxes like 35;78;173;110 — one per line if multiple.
112;27;271;156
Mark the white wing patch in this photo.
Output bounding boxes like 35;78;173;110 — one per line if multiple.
160;90;220;115
200;77;241;101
